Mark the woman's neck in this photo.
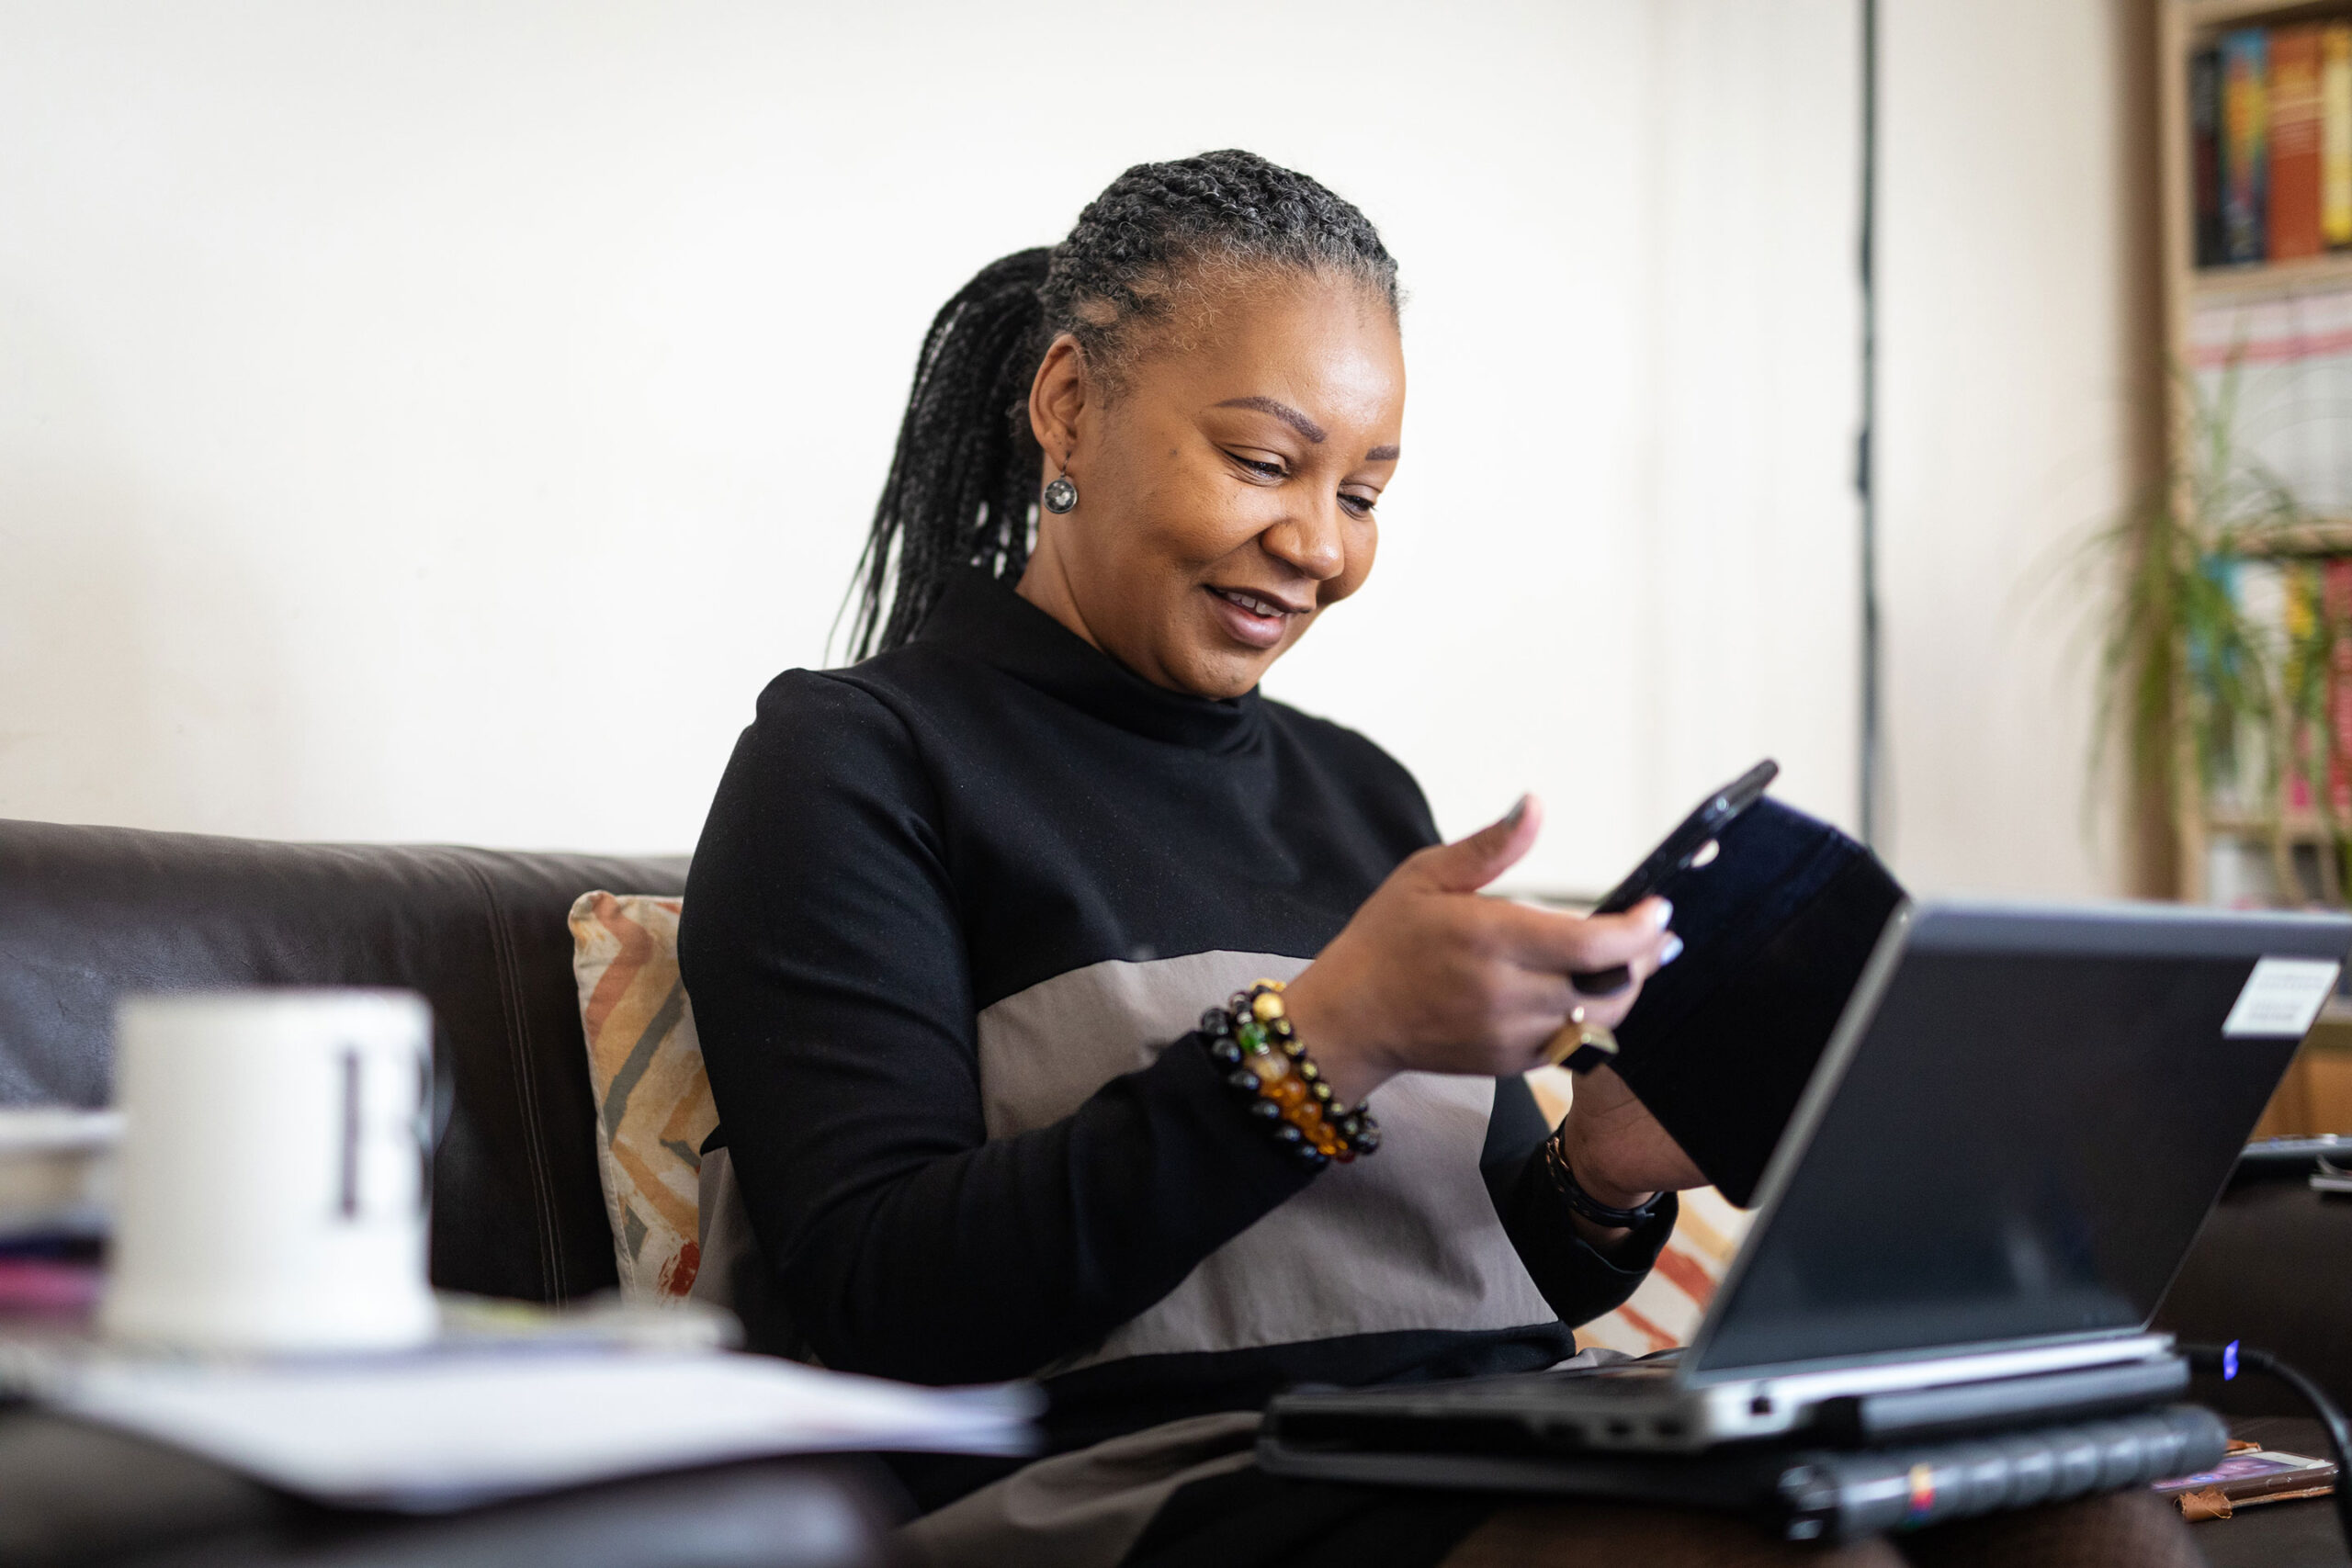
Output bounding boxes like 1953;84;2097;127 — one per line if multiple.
1012;542;1105;656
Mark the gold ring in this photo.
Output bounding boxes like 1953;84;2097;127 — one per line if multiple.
1542;1015;1620;1069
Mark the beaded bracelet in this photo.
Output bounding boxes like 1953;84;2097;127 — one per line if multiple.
1199;979;1380;1171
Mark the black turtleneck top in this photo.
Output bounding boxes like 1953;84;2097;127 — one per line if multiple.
677;570;1672;1485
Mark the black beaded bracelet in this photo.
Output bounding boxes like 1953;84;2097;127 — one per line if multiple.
1545;1135;1668;1230
1199;980;1380;1171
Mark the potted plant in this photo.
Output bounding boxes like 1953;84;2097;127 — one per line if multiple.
2092;361;2345;904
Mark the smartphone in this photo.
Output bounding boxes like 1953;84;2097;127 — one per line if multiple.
1568;758;1780;994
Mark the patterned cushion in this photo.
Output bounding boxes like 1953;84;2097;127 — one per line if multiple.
1525;1066;1755;1354
567;891;718;1302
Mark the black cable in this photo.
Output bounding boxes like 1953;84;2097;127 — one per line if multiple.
2181;1340;2352;1549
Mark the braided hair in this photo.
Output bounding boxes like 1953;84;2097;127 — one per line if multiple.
845;150;1400;659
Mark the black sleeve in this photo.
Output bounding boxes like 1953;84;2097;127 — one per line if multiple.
1481;1077;1677;1325
677;672;1317;1387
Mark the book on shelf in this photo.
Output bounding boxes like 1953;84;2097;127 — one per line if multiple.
2192;21;2352;268
2270;24;2324;262
2196;47;2226;266
2224;28;2271;265
2326;24;2352;248
2329;558;2352;818
2277;558;2310;812
2288;553;2317;816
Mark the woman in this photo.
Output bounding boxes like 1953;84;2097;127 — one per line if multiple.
680;152;2202;1568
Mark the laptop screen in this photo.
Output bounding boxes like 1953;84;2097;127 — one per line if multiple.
1687;903;2350;1378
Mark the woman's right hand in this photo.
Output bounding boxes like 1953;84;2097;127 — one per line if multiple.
1281;795;1679;1107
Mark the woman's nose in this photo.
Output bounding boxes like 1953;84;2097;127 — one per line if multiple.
1263;501;1347;581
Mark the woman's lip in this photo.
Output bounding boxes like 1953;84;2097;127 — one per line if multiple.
1205;585;1292;649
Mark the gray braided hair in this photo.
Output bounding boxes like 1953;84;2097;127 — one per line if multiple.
846;150;1398;659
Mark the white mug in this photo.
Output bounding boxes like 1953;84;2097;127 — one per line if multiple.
103;989;437;1353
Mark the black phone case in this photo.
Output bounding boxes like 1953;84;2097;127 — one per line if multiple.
1609;798;1905;1208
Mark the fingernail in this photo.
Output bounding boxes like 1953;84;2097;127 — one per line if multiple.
1659;934;1684;966
1653;898;1674;930
1502;794;1529;830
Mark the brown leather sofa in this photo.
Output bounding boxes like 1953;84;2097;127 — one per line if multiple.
0;817;901;1568
0;815;688;1305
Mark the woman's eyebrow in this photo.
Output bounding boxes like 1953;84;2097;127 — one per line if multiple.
1366;444;1400;462
1214;396;1326;444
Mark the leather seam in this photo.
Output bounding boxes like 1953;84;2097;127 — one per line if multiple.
454;852;567;1302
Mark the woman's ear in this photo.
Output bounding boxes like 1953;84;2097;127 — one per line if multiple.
1027;333;1091;469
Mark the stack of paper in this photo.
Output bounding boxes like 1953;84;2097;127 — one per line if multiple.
50;1350;1041;1510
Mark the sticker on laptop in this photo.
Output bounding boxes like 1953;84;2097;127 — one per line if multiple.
2222;957;2343;1039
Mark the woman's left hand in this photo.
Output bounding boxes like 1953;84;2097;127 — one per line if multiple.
1555;1061;1706;1220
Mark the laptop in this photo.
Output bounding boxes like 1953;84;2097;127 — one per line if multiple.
1262;898;2352;1476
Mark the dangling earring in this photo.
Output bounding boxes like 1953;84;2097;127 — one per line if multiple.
1043;465;1078;514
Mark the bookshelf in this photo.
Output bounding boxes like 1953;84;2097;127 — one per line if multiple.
2158;0;2352;905
2229;515;2352;552
2188;0;2349;30
2189;248;2352;296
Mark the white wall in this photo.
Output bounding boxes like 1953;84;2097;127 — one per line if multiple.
0;1;2142;898
1875;0;2151;897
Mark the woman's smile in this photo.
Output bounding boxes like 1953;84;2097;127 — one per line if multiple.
1205;583;1306;649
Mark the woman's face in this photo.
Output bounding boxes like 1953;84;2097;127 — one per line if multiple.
1017;271;1406;700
